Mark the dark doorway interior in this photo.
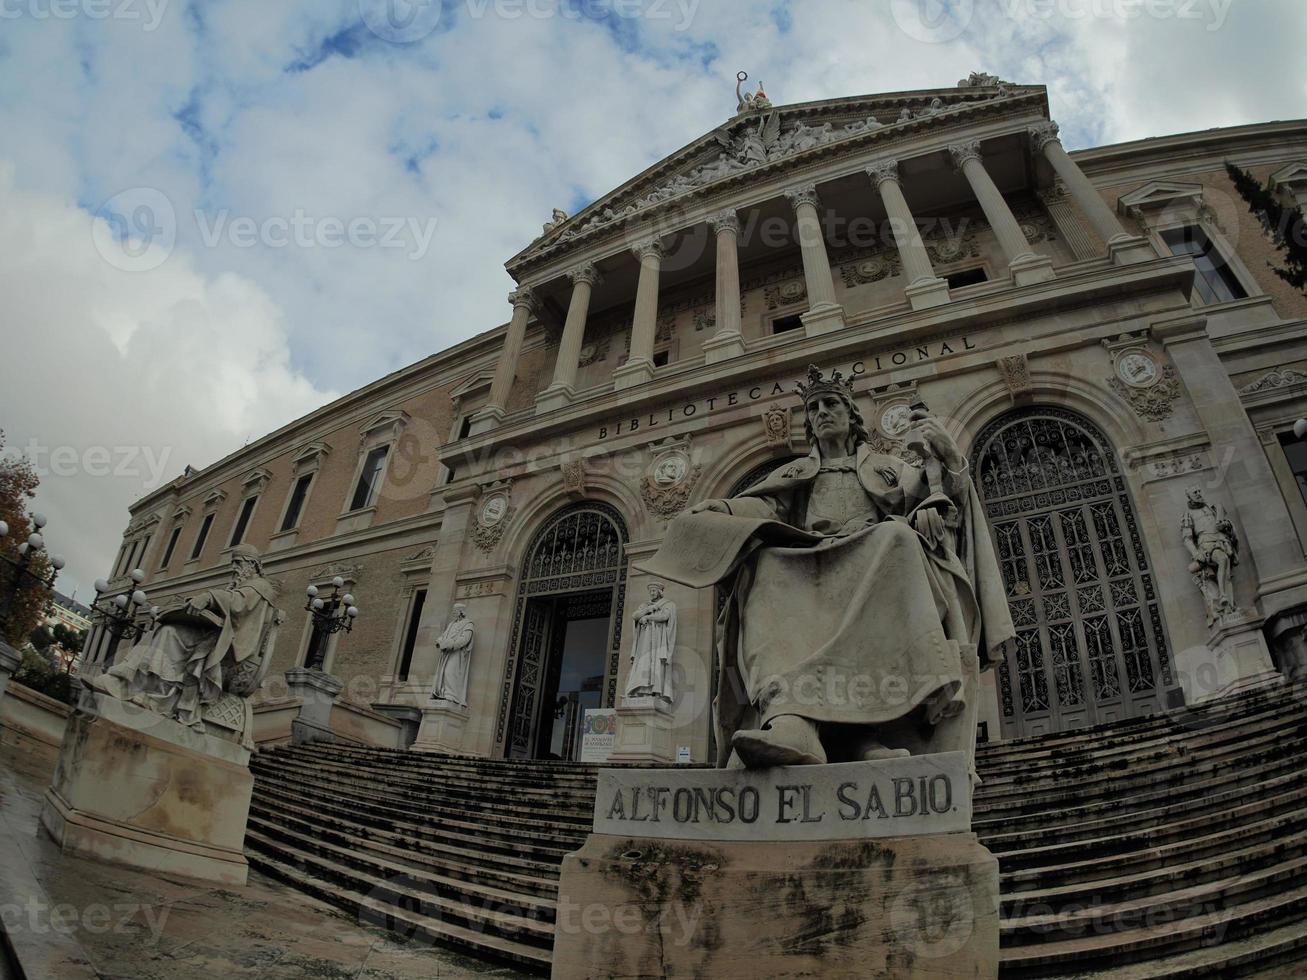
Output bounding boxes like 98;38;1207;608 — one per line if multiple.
528;590;611;760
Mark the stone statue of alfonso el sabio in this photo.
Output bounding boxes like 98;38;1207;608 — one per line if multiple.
642;365;1014;780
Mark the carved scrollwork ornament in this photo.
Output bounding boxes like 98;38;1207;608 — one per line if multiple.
473;484;514;553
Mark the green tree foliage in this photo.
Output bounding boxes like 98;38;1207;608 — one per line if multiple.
1225;162;1307;292
0;430;53;647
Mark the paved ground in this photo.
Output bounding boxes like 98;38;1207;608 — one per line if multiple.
0;745;529;979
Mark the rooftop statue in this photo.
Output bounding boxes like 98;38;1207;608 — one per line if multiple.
734;70;771;114
641;367;1014;781
87;544;279;736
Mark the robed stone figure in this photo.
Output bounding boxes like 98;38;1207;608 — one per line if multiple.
431;604;474;705
89;544;277;730
641;366;1014;776
625;582;677;701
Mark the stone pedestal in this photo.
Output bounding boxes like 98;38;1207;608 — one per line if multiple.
40;689;253;886
799;302;847;337
612;359;655;390
1008;251;1056;286
904;276;951;310
411;699;470;753
0;639;19;703
554;753;997;978
609;695;674;764
1107;234;1156;265
535;383;575;414
554;833;997;979
284;666;344;745
701;330;746;364
1176;611;1279;702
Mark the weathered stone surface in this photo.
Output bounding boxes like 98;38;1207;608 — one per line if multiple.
40;689;253;885
594;752;971;841
551;831;999;979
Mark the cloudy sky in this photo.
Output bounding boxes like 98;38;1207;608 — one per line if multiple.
1;0;1302;599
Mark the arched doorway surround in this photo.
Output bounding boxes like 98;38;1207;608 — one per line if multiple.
971;406;1175;738
496;501;629;759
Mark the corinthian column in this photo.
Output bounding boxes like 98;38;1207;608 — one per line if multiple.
867;159;950;310
614;240;663;390
1029;121;1150;264
702;210;747;362
537;264;601;414
949;140;1055;286
471;286;537;434
784;184;846;335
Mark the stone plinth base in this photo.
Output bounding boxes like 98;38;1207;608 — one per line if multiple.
40;690;252;886
552;831;999;979
1108;233;1156;265
1009;251;1056;286
800;302;846;336
285;666;343;745
609;695;674;763
701;330;746;363
536;383;575;414
612;358;655;390
412;699;470;753
905;276;951;310
0;639;19;702
1178;611;1278;703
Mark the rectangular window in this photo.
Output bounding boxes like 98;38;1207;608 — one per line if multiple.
1161;226;1248;305
1282;433;1307;512
229;495;258;547
772;313;804;335
652;350;670;368
945;266;988;289
159;525;182;570
190;513;215;560
280;473;313;532
396;589;427;681
350;445;389;511
457;415;474;440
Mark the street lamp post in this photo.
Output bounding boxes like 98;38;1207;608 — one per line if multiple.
89;568;158;646
0;513;65;634
303;576;360;671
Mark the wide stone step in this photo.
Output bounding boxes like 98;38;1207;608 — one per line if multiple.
978;753;1307;845
248;800;560;899
252;779;584;863
999;879;1307;976
1066;915;1307;979
285;743;601;786
247;842;551;975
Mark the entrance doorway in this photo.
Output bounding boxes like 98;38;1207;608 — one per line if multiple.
497;502;629;759
971;406;1176;738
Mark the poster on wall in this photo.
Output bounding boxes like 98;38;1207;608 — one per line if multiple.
579;708;616;763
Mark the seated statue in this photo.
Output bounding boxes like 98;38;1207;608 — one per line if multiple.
642;366;1014;777
88;544;279;735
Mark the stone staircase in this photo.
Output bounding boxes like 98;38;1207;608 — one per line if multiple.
246;679;1307;976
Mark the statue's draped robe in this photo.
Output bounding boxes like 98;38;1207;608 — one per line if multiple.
433;619;474;705
625;597;677;699
642;446;1014;767
103;578;277;728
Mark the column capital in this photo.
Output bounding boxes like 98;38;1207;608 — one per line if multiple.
709;209;741;235
784;183;821;211
865;159;900;187
567;263;603;288
1028;120;1062;154
507;285;539;314
947;140;983;172
630;238;665;264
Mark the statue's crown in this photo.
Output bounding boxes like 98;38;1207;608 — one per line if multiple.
795;364;855;403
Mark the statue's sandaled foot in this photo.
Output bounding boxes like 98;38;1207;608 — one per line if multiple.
731;715;826;768
859;743;911;762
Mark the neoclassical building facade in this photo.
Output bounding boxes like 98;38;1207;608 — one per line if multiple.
85;77;1307;764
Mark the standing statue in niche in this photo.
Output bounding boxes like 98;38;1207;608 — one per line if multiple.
625;582;677;701
431;604;474;705
1181;486;1240;624
87;544;278;732
640;366;1014;780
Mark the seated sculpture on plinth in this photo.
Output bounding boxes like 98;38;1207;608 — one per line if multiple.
642;366;1014;775
87;544;280;743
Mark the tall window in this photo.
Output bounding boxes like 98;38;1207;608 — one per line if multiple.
349;446;389;511
229;495;258;547
159;525;182;569
1281;433;1307;512
190;513;215;560
1161;226;1248;305
280;473;313;532
395;589;427;681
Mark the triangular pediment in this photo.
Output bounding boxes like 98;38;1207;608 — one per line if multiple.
449;371;494;401
1270;162;1307;193
1117;180;1205;214
511;79;1043;272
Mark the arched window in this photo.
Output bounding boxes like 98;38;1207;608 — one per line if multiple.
972;407;1174;737
497;502;629;759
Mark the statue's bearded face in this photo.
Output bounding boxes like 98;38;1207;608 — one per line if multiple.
805;394;851;449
